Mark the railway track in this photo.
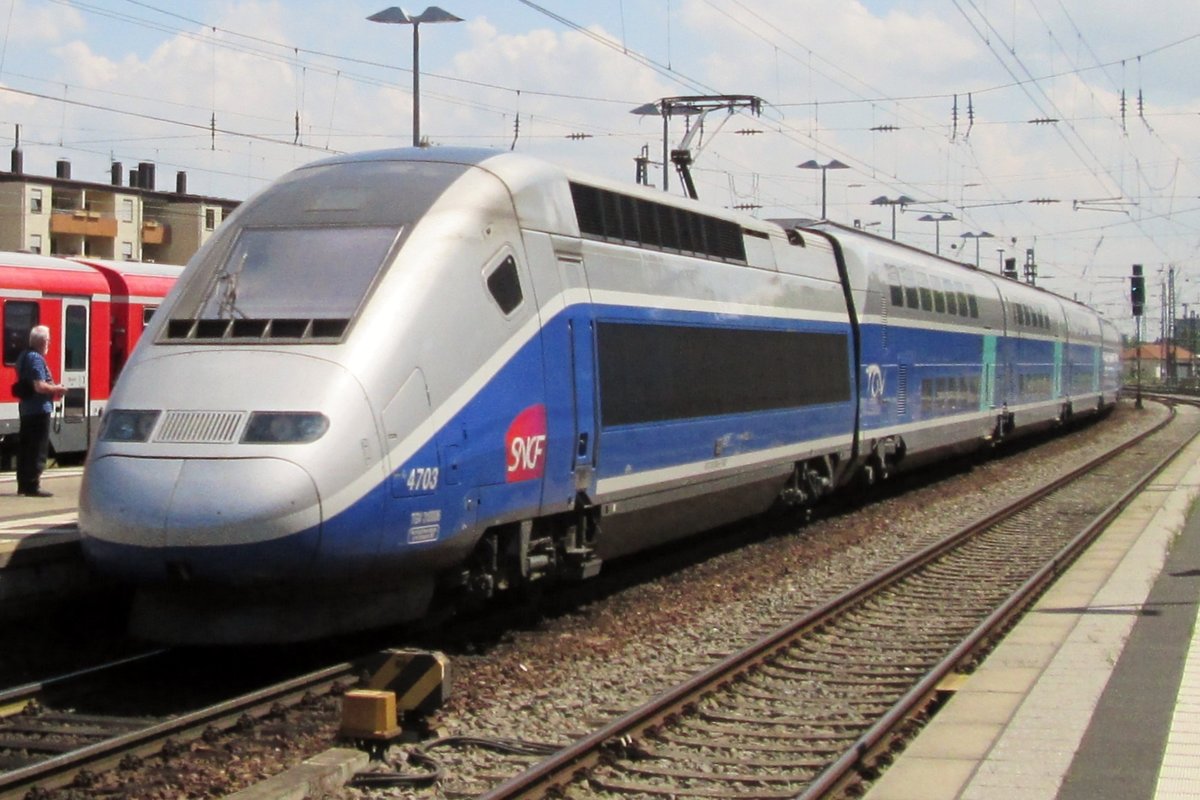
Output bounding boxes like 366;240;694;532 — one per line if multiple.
472;405;1195;800
0;648;357;799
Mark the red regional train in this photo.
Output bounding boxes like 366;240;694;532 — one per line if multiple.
0;251;181;463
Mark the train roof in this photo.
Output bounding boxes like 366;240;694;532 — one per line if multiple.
800;220;1108;319
307;146;496;169
70;257;184;279
288;150;1109;322
301;147;774;227
0;250;99;272
0;253;181;299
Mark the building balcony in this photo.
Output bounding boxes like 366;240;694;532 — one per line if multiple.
50;210;117;238
142;219;170;245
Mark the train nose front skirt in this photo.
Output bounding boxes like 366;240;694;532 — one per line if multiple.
79;454;322;584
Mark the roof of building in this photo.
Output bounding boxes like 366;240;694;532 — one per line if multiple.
0;167;240;208
1121;343;1195;361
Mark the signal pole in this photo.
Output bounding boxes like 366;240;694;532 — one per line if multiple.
1168;266;1177;385
1132;264;1145;408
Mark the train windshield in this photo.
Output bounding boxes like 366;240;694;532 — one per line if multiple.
163;158;469;342
196;226;395;320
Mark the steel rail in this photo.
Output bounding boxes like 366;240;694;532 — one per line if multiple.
0;650;167;716
0;660;356;799
479;407;1179;800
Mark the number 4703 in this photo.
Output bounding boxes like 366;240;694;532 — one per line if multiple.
406;467;439;492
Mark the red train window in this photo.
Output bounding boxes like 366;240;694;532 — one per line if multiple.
3;301;38;365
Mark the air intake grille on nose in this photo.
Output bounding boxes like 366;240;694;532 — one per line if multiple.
155;411;246;443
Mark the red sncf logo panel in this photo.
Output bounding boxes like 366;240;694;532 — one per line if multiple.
505;404;547;483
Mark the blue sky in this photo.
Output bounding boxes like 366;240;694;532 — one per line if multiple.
1;0;1198;334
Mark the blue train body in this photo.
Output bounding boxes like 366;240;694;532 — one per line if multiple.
78;149;1122;642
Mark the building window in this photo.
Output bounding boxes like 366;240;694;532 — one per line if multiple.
29;234;42;255
122;241;134;259
120;198;134;223
205;208;217;230
29;189;43;214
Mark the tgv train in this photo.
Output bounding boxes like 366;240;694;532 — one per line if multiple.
78;148;1122;643
0;252;180;460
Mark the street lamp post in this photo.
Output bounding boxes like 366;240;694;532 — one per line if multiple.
918;213;955;255
958;231;994;268
797;159;849;220
870;195;916;240
368;6;463;147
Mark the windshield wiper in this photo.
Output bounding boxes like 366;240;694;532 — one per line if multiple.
215;252;247;320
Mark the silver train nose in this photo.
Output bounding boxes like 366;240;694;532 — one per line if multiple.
80;455;322;583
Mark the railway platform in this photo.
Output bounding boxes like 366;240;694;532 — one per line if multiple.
865;409;1200;800
0;467;90;617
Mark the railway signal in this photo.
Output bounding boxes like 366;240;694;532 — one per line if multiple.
1131;264;1145;317
1132;264;1145;408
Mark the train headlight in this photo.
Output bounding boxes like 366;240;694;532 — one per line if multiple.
242;412;329;444
100;409;161;442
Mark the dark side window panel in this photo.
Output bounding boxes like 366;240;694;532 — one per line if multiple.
636;200;661;246
3;301;38;365
486;256;523;315
570;182;746;263
64;305;87;372
596;322;850;427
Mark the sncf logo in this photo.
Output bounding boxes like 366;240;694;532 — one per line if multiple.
506;404;547;483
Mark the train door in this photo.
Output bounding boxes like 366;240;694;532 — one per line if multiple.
562;253;597;496
569;313;597;480
980;335;997;411
1053;340;1064;398
54;299;90;453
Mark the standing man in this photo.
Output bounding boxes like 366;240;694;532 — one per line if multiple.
17;325;65;497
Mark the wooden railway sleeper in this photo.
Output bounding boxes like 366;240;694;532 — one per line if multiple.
592;775;805;800
600;759;818;785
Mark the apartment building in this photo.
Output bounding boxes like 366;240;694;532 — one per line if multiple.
0;153;240;264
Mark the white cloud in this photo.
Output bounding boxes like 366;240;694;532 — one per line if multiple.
3;0;85;46
53;41;120;87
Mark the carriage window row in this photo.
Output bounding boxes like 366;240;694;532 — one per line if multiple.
887;272;979;319
920;375;981;416
569;182;747;264
1012;302;1052;331
1019;373;1053;398
1070;370;1097;394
